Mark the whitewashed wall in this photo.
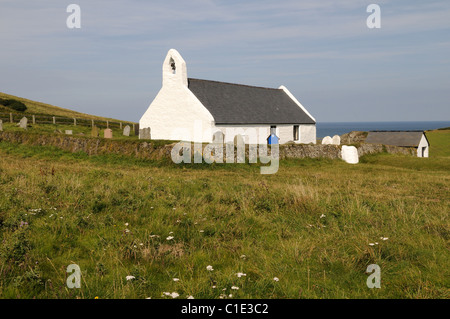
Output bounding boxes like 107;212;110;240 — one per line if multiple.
299;124;316;144
139;49;215;143
214;124;316;145
417;134;429;157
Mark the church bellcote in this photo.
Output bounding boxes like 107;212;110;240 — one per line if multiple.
162;49;188;87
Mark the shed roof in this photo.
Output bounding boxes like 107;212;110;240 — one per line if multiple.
365;131;428;147
188;78;315;125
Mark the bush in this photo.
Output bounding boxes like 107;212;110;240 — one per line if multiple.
0;98;27;112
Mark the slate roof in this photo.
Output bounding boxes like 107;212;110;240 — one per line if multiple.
365;131;428;147
187;78;315;125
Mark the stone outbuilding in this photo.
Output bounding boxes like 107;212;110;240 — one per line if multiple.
365;131;430;157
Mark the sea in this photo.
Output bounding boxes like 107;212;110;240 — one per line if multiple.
316;121;450;138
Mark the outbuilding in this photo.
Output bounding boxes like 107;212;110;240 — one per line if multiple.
365;131;430;157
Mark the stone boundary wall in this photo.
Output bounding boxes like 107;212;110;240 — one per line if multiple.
0;131;416;161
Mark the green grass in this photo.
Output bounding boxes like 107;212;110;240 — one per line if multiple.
0;139;448;299
426;129;450;157
0;92;127;122
0;122;139;140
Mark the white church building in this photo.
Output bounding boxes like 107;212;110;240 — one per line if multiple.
139;49;316;145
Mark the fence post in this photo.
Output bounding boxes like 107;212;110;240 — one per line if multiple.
10;113;13;123
53;117;56;125
106;120;109;128
120;122;122;130
133;124;135;133
92;119;94;127
32;115;36;124
74;118;77;126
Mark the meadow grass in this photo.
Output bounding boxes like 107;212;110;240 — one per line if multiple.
1;122;139;140
0;140;448;299
0;92;126;122
426;129;450;157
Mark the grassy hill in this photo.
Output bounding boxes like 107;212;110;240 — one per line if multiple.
0;92;132;123
426;129;450;157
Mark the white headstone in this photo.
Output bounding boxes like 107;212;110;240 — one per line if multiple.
123;125;131;137
341;145;359;164
321;136;332;145
19;117;28;129
332;135;341;145
65;130;73;135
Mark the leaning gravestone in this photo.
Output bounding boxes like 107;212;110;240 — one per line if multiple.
332;135;341;145
104;128;113;139
134;124;140;136
341;145;359;164
321;136;332;145
0;119;3;131
19;117;28;129
65;130;73;135
123;125;130;137
139;127;151;139
91;126;99;137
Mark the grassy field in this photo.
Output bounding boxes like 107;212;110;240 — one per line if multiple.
0;122;139;140
426;129;450;157
0;92;130;122
0;134;448;299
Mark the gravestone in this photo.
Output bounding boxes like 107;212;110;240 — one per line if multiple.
332;135;341;145
19;117;28;129
65;130;73;135
321;136;332;145
0;119;3;131
134;123;139;136
104;128;113;139
139;127;151;139
233;134;245;146
123;125;131;137
341;145;359;164
212;131;224;144
91;126;99;137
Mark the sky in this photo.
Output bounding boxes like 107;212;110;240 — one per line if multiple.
0;0;449;123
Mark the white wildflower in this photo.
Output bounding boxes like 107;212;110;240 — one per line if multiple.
320;214;326;218
170;292;179;298
126;275;135;281
231;286;239;290
187;296;194;299
173;278;180;282
206;265;214;271
166;236;174;241
236;272;246;278
273;277;279;282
